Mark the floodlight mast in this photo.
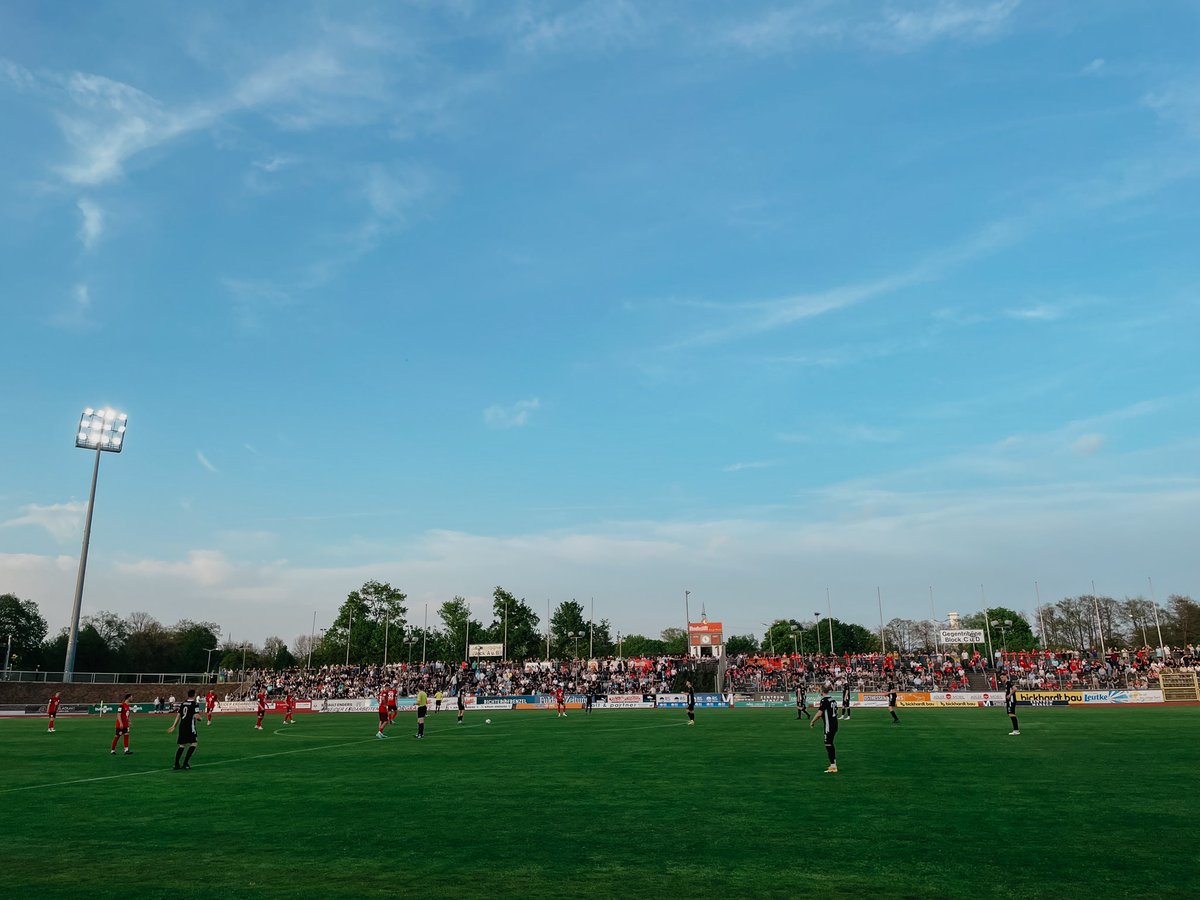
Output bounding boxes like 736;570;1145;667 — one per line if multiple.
64;408;127;683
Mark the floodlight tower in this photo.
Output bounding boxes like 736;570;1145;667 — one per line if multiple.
65;407;127;683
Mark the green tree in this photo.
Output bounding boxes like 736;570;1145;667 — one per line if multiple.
490;587;542;660
273;644;297;669
327;581;409;665
724;634;759;655
0;593;49;671
962;606;1037;652
660;627;686;655
589;617;614;657
550;600;588;657
439;596;483;662
122;620;178;672
172;620;221;671
43;624;113;673
81;610;130;653
618;634;665;657
1164;595;1198;647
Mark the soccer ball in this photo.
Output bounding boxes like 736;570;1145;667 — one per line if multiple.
485;718;491;725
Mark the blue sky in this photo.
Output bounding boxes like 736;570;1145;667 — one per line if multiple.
1;1;1198;649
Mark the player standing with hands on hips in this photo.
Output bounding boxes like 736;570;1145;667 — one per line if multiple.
1005;677;1020;735
686;680;696;726
110;693;133;755
810;684;839;773
167;689;199;770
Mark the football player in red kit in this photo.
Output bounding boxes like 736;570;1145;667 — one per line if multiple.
555;686;566;718
205;690;217;725
47;692;61;733
254;690;267;730
376;687;391;739
283;692;296;725
110;693;133;755
386;686;398;724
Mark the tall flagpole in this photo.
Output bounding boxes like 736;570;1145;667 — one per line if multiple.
981;584;994;663
1034;581;1046;650
1091;580;1106;656
546;599;550;660
589;597;594;658
929;586;938;655
826;587;835;656
877;586;886;655
383;610;390;668
421;603;427;665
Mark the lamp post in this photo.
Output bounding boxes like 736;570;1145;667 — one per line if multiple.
761;622;776;656
568;631;583;660
684;590;691;658
404;627;418;666
1131;615;1148;648
65;407;127;683
345;608;353;667
813;613;823;654
616;631;622;658
990;619;1012;655
790;624;801;655
204;646;218;675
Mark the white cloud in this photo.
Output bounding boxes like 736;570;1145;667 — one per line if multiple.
1072;433;1106;456
50;283;95;330
76;198;104;249
1081;58;1105;76
116;549;233;586
877;0;1020;51
0;502;85;542
196;451;219;473
251;154;296;172
484;398;541;429
1005;304;1064;321
723;461;775;473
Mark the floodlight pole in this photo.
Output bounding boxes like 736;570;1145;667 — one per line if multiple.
64;444;102;683
1147;577;1166;658
4;633;12;676
684;590;691;659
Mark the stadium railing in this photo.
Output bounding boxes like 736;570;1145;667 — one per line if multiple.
0;670;217;684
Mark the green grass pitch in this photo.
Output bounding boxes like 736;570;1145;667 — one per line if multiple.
2;706;1197;898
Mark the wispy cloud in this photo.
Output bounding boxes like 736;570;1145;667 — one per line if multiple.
484;398;541;429
76;198;103;250
724;460;776;473
715;0;1020;56
0;501;85;542
116;549;232;586
50;283;96;330
1072;433;1106;456
196;451;219;473
1004;303;1066;322
1081;57;1105;76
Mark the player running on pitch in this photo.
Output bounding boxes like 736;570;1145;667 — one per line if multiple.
204;690;217;725
376;686;391;739
796;682;811;720
1005;677;1020;735
110;693;134;755
47;691;61;733
254;689;268;730
810;684;839;773
283;692;296;725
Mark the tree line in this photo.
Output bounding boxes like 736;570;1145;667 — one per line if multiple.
3;586;1197;675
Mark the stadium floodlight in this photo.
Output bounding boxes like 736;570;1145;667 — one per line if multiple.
790;623;802;655
567;630;584;659
64;407;128;683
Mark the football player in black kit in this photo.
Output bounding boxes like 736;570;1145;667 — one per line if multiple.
796;681;811;720
887;679;900;723
1005;677;1020;735
840;680;851;720
810;684;839;773
685;680;696;726
585;685;595;715
166;689;199;770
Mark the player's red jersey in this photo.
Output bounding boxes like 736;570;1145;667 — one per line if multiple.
48;696;60;715
205;692;217;710
256;691;267;712
116;700;131;729
385;688;397;708
286;693;295;709
555;689;564;704
378;690;389;713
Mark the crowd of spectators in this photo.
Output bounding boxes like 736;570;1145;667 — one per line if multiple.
218;644;1200;700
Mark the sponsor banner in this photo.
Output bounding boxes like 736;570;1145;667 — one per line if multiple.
1128;690;1164;704
469;643;504;658
940;629;985;643
1019;699;1069;707
752;693;789;703
900;700;980;708
595;698;655;709
477;696;529;708
657;692;730;709
931;692;1003;703
604;694;649;706
320;699;377;713
899;692;931;703
28;704;91;716
656;693;687;708
1016;691;1085;703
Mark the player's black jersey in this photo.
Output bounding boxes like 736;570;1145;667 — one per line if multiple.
841;684;851;704
1005;684;1017;714
686;688;695;709
178;698;199;733
818;696;839;735
456;692;465;710
887;683;897;706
